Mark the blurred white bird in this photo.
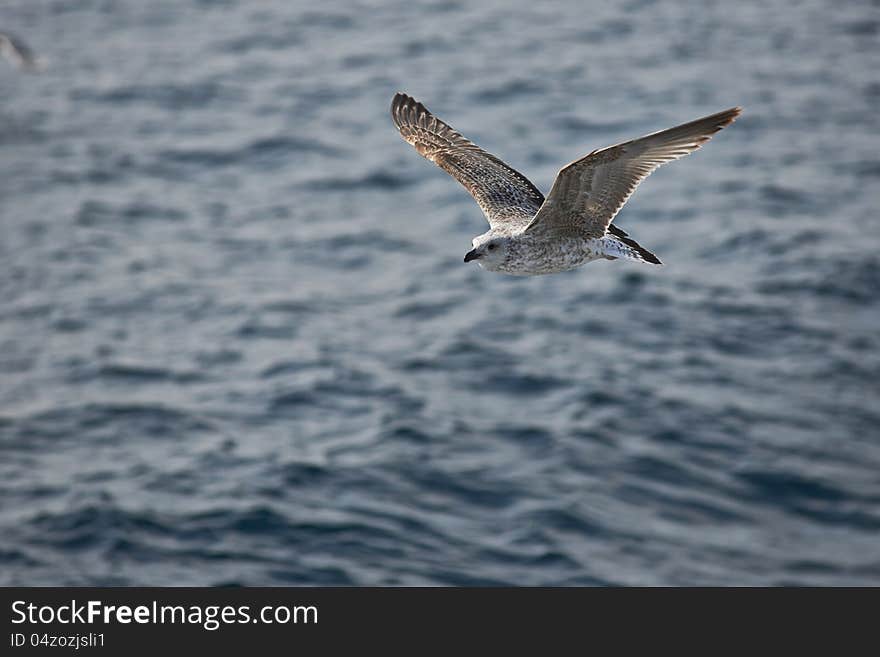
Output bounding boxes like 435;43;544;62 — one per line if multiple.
0;32;46;71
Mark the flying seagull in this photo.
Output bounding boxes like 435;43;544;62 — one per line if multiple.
391;93;741;275
0;32;44;71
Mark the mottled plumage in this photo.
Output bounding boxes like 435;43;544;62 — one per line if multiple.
391;92;544;233
391;92;741;276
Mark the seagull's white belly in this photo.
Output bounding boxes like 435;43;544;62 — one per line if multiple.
489;237;605;276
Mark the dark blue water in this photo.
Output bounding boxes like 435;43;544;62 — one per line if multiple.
1;0;878;585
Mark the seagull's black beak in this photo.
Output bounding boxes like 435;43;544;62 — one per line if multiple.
464;249;482;263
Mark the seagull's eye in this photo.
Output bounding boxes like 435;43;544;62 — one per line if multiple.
487;243;497;251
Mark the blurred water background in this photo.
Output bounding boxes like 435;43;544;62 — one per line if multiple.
1;0;878;585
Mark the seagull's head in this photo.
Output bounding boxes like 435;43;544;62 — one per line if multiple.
464;235;510;271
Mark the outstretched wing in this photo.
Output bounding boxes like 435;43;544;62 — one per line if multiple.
524;107;742;238
391;93;545;231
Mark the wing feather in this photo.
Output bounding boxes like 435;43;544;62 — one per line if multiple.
391;93;544;231
525;107;742;238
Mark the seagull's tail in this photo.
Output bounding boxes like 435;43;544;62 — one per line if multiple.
601;234;662;265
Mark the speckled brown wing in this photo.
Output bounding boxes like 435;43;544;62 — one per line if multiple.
391;93;545;231
524;107;742;238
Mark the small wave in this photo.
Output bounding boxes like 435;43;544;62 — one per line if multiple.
838;19;878;37
758;184;815;214
268;368;424;415
260;360;315;379
308;231;416;251
476;370;568;396
400;36;455;57
297;11;358;30
471;79;547;103
71;81;241;111
409;337;516;372
195;349;243;367
237;318;297;340
615;482;747;524
522;508;605;535
557;116;635;134
736;469;848;503
304;170;415;191
75;199;187;226
400;465;518;510
279;462;330;486
265;566;355;586
735;469;880;530
0;549;41;568
91;363;204;384
217;33;303;55
757;256;880;303
6;403;217;446
381;420;434;445
394;298;458;320
29;506;173;550
157;135;342;172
